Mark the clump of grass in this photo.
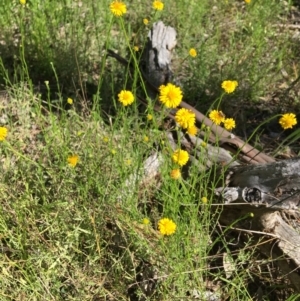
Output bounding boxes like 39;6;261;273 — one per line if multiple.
0;0;299;300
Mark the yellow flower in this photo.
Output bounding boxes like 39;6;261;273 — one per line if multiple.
159;83;183;108
201;197;208;204
67;155;79;167
175;108;196;129
170;169;181;179
67;97;73;105
142;218;150;225
111;149;117;155
20;0;26;5
172;149;189;166
279;113;297;130
110;1;127;17
143;18;149;25
143;136;149;142
147;114;153;121
133;46;139;52
209;110;225;125
187;125;198;136
189;48;197;57
245;0;251;3
0;127;8;141
223;118;236;131
221;80;238;94
103;136;109;143
124;159;132;166
152;0;164;11
158;218;176;236
118;90;134;106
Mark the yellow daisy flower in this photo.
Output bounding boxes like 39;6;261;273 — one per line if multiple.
170;169;181;179
172;149;189;166
209;110;225;125
200;141;207;148
158;218;176;236
0;127;8;141
189;48;197;57
187;125;198;136
143;18;149;25
143;136;149;142
103;136;109;143
67;97;73;105
279;113;297;130
67;155;79;167
142;218;150;225
201;197;208;204
124;159;132;166
152;0;164;10
223;118;236;131
20;0;26;5
147;114;153;121
110;1;127;17
175;108;196;129
133;46;139;52
245;0;251;3
118;90;134;106
221;80;238;94
159;83;183;108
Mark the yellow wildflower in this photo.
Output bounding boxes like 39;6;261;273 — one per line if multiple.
0;127;8;141
279;113;297;130
158;218;176;236
111;149;117;155
201;197;208;204
221;80;238;94
187;125;198;136
143;18;149;25
245;0;251;3
175;108;196;129
124;159;132;166
110;1;127;17
142;218;150;225
159;83;183;108
133;46;139;52
170;169;181;179
172;149;189;166
223;118;236;131
209;110;225;125
189;48;197;57
103;136;109;143
152;0;164;10
67;98;73;105
67;155;79;167
118;90;134;106
147;114;153;121
20;0;26;5
143;136;149;142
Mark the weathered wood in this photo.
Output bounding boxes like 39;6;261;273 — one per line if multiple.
216;157;300;292
141;21;177;93
215;157;300;209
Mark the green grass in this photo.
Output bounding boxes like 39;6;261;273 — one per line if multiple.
0;0;300;300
